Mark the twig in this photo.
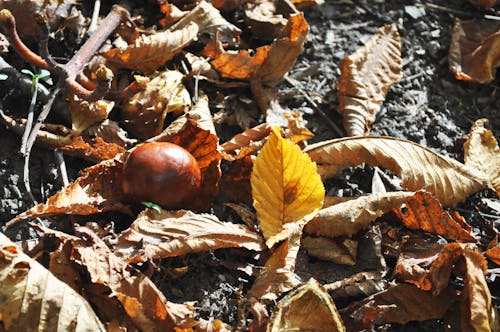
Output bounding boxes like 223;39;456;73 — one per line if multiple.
284;76;344;137
20;72;40;155
87;0;102;36
417;3;500;20
54;150;70;187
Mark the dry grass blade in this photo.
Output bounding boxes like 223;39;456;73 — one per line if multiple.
338;24;402;136
113;209;265;263
0;232;105;331
103;22;199;74
305;136;489;206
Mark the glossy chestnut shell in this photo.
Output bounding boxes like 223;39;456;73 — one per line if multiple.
122;142;201;209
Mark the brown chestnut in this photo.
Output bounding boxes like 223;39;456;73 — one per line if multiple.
122;142;201;209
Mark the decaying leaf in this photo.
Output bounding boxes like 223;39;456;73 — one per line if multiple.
67;94;115;133
324;271;388;300
59;136;126;163
485;244;500;266
340;283;458;331
449;19;500;83
0;232;105;331
464;119;500;198
247;223;302;301
302;236;357;265
393;191;476;242
45;227;194;330
305;191;413;238
221;123;271;161
205;12;308;86
251;127;324;247
84;119;137;148
122;70;191;140
103;22;199;74
268;278;345;332
243;0;288;41
338;24;402;136
468;0;500;9
305;136;489;206
113;209;265;263
7;157;131;226
292;0;325;9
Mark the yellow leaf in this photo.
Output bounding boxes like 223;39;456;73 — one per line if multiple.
251;127;324;245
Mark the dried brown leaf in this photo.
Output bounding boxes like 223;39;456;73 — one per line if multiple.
219;156;254;206
103;22;199;74
113;209;265;263
464;119;500;198
324;271;388;300
305;136;489;206
485;245;500;266
393;191;476;241
0;232;105;331
338;24;402;136
268;278;345;332
84;119;137;148
244;0;288;41
59;136;126;163
305;192;414;238
302;236;357;265
221;123;271;160
449;19;500;83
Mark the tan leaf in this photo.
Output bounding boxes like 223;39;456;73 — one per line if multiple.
46;227;194;330
251;127;324;247
449;19;500;83
468;0;500;9
305;136;489;206
170;0;240;43
59;136;126;163
122;70;191;140
464;119;500;198
340;284;458;331
67;94;115;133
338;24;402;136
324;271;388;300
243;0;288;41
221;123;271;161
206;13;308;86
247;223;302;301
393;191;476;242
113;209;265;263
305;192;414;238
268;278;345;332
0;232;105;331
103;22;199;74
84;119;137;148
7;157;131;226
302;236;357;265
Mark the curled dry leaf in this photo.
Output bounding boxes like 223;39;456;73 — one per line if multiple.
302;236;357;266
244;0;288;41
7;157;131;226
468;0;500;8
340;283;458;331
449;19;500;83
338;24;402;136
221;123;271;160
393;191;476;242
324;271;388;300
159;95;215;136
251;127;324;247
84;119;137;148
103;22;199;74
305;136;489;206
47;227;194;331
170;0;241;43
268;278;345;332
67;94;114;133
464;119;500;198
485;245;500;266
205;12;308;86
122;70;191;140
113;209;265;263
247;222;302;301
305;191;413;238
59;136;126;163
0;232;105;331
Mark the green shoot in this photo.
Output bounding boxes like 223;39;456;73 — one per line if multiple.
141;201;162;213
21;69;50;92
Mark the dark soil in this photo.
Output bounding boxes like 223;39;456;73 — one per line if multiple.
0;0;499;330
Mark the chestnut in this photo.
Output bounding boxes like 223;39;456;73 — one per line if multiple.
122;142;201;209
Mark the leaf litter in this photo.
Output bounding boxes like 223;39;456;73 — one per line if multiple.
0;0;499;331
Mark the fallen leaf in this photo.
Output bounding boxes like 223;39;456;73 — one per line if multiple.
485;245;500;266
67;94;114;133
292;0;325;9
305;136;489;206
338;24;402;136
324;271;388;300
59;136;126;163
247;222;302;301
251;126;324;247
206;12;309;86
268;278;345;332
103;22;199;74
84;119;137;147
464;119;500;198
393;191;476;242
302;236;357;265
305;191;413;238
113;209;265;263
122;70;191;140
449;19;500;83
219;156;254;206
221;123;271;161
340;283;458;331
0;232;106;331
243;0;288;41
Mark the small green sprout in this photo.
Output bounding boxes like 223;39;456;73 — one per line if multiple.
21;69;50;92
141;201;162;213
